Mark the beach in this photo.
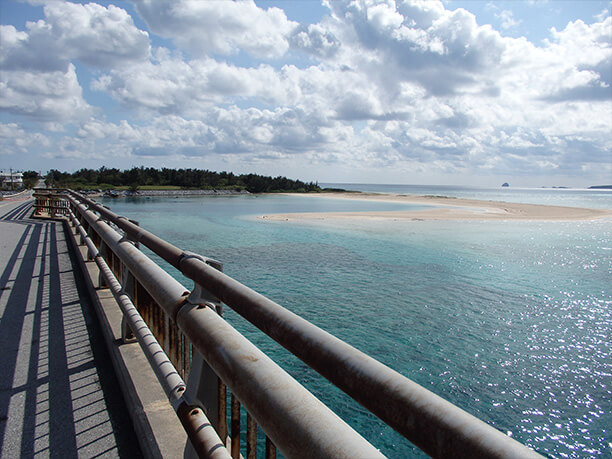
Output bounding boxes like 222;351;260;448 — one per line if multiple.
260;192;612;221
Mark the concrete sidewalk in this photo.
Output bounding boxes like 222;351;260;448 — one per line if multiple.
0;198;142;458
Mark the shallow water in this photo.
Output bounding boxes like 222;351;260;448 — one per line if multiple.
322;183;612;209
104;190;611;457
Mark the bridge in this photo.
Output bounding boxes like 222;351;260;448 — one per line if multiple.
0;189;543;458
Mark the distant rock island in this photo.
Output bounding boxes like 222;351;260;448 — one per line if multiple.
589;185;612;189
501;182;509;187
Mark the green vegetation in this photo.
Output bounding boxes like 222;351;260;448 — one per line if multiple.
45;167;322;193
22;170;40;189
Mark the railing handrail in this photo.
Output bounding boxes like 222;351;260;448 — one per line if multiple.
65;193;383;458
1;189;31;199
67;209;231;459
62;190;542;458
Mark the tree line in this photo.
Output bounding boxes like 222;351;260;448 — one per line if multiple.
44;167;322;193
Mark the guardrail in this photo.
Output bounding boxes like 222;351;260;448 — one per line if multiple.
33;189;70;217
33;189;543;458
0;189;30;201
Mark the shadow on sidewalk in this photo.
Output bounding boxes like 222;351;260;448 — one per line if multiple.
0;203;142;458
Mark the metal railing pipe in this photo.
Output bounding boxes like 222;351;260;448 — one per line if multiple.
69;198;189;319
67;210;230;459
69;209;186;401
68;197;383;457
177;403;232;459
176;303;384;459
97;254;186;402
179;257;541;459
69;213;101;259
69;191;184;266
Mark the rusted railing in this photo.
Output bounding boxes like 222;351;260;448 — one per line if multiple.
33;189;543;458
33;189;70;217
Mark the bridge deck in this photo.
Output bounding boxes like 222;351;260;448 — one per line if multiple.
0;197;141;458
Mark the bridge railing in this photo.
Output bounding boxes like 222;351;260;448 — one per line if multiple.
34;189;543;459
33;188;70;217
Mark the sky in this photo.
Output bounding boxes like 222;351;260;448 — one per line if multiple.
1;0;611;187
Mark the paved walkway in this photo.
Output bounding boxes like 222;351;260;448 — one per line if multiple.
0;197;142;458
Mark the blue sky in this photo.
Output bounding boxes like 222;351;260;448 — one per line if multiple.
1;0;611;187
449;1;609;42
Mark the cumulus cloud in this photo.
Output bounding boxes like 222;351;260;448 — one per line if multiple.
0;2;150;124
0;63;91;121
77;118;138;141
541;17;612;101
290;22;342;59
64;0;612;181
0;122;50;155
92;50;288;114
132;0;296;58
72;105;352;160
496;10;521;30
1;2;150;71
2;0;611;184
315;0;508;97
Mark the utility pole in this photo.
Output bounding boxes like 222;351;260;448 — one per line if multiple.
10;168;13;191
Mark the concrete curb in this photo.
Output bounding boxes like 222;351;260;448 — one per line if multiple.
61;216;187;458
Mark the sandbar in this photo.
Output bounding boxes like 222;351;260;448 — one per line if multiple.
259;192;612;222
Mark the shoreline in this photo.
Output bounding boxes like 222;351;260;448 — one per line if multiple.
94;189;250;198
259;192;612;222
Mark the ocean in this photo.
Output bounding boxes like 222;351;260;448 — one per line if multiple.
102;185;611;457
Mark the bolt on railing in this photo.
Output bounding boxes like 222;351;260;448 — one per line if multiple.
34;189;544;459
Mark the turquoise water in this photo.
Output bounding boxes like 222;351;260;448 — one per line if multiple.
104;189;611;457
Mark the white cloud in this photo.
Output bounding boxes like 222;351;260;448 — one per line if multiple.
595;8;610;22
290;22;342;59
132;0;296;58
1;2;150;71
77;118;138;141
315;0;508;97
46;2;150;68
0;63;91;121
0;2;150;124
501;16;612;102
72;105;352;160
12;0;47;5
58;0;612;181
92;51;289;115
0;122;50;155
2;0;611;185
496;10;521;30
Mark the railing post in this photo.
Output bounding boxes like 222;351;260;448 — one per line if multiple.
98;242;109;289
130;219;140;249
183;253;225;457
120;266;137;343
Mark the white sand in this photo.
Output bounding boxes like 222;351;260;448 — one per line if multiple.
259;192;612;222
